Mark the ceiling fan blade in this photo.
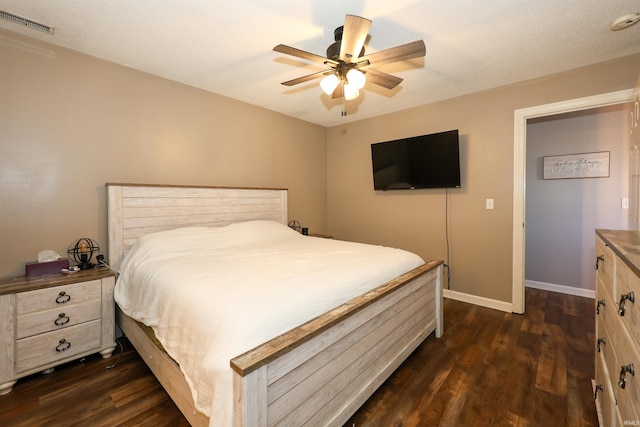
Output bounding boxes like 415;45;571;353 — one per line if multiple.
332;82;344;99
281;70;333;86
339;15;371;63
273;44;337;66
364;68;403;89
358;40;426;67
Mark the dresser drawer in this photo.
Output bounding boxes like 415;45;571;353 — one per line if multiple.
615;260;640;348
596;236;616;300
15;320;101;373
16;280;101;315
595;351;616;427
616;398;640;427
596;309;614;379
599;286;631;386
600;306;640;425
597;277;617;340
16;299;101;339
607;325;640;414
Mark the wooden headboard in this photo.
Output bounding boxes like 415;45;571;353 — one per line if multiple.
106;183;288;273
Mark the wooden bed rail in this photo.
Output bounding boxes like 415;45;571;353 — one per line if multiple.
231;259;443;376
232;260;443;426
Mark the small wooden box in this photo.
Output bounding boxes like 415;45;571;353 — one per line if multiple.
25;259;69;278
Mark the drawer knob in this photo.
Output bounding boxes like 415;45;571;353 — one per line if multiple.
618;291;635;316
55;339;71;352
595;255;605;270
596;299;606;315
596;337;606;353
55;291;71;304
54;313;70;326
593;384;603;399
619;364;635;389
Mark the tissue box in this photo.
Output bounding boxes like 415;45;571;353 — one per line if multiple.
25;259;70;277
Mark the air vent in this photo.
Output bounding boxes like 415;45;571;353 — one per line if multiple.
0;10;55;35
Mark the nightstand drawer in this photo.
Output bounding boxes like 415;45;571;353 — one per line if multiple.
16;299;101;339
16;320;101;373
16;280;101;315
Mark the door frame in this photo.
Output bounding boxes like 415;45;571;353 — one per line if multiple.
511;89;634;314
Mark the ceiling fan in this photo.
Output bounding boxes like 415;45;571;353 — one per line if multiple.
274;15;426;101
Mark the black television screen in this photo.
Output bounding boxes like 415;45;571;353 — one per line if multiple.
371;130;461;190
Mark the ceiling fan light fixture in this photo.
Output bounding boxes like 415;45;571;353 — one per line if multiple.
320;74;340;95
344;83;360;100
346;68;366;90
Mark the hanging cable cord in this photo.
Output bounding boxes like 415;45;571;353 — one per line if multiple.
106;338;124;369
444;188;452;289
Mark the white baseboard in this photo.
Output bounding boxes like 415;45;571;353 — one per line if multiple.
443;289;513;313
525;280;595;299
443;282;595;314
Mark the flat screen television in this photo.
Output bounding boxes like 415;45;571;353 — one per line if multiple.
371;129;461;190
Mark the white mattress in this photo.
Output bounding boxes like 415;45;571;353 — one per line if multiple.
114;220;424;426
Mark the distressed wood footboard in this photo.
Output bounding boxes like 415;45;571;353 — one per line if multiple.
231;260;443;426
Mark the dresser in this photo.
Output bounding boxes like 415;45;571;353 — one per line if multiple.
594;230;640;427
0;268;116;395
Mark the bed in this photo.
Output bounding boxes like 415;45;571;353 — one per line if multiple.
107;183;443;427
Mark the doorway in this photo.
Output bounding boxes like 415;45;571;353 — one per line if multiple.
512;89;634;314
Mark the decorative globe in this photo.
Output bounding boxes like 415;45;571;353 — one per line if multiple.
67;238;100;270
288;220;301;233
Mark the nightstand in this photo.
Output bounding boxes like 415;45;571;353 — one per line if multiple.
0;268;116;395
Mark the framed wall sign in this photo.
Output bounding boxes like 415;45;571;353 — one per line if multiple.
542;151;610;180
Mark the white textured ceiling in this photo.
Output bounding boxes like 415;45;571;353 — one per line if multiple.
1;1;639;127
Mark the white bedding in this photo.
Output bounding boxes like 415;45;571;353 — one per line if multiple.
114;220;424;426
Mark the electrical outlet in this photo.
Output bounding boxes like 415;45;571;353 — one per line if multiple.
622;198;629;209
486;198;494;210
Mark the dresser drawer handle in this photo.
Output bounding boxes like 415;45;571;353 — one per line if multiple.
55;339;71;352
593;384;603;399
596;337;606;353
54;313;70;326
618;291;635;316
596;299;606;315
55;292;71;304
595;255;604;270
619;364;635;389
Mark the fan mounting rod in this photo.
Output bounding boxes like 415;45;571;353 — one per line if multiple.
326;25;366;61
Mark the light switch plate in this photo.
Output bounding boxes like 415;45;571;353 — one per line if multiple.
486;198;494;210
622;198;629;209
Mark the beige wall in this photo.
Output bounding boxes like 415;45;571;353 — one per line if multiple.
0;29;327;277
326;54;640;303
2;26;639;306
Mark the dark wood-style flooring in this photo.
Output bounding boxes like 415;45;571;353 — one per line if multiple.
0;288;597;426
